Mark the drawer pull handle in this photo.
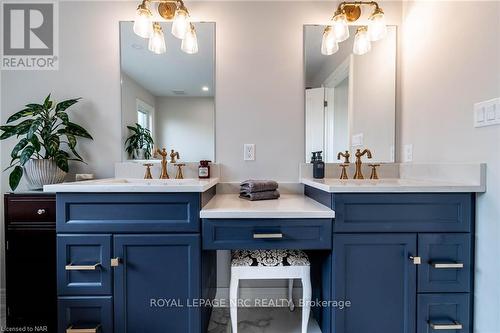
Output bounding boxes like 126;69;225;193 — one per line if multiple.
37;209;46;215
111;257;121;267
65;263;101;271
431;262;464;269
253;233;283;239
409;255;421;265
66;324;101;333
429;321;463;330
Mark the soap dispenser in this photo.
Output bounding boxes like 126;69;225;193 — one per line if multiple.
313;151;325;179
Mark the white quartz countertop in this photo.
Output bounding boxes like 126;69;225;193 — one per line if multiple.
43;178;219;193
200;194;335;219
301;177;486;193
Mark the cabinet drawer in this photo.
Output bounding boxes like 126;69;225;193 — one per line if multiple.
333;193;473;232
202;219;332;249
57;193;200;233
418;234;471;293
6;195;56;224
58;296;112;333
57;235;112;295
417;294;470;333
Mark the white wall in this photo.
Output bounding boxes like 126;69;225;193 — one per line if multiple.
400;2;500;333
155;96;215;162
121;72;156;160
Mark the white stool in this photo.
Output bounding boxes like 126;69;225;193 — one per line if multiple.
229;249;312;333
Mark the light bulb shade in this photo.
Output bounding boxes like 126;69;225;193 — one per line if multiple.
181;25;199;54
172;9;190;39
368;9;387;41
148;23;166;54
321;26;339;55
332;11;350;42
353;27;371;55
133;5;153;38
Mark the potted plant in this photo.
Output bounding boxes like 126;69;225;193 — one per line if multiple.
0;94;93;190
125;123;154;160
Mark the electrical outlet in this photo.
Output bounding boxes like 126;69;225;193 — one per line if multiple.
474;98;500;128
351;133;364;147
244;144;255;161
404;144;413;162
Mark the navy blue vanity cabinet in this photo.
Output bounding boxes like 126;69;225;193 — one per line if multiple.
333;233;417;333
304;187;475;333
56;190;216;333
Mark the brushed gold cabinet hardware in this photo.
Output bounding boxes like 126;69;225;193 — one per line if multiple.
429;321;463;330
253;233;283;239
111;257;121;267
65;263;101;271
431;262;464;269
37;208;46;215
66;324;101;333
409;255;421;265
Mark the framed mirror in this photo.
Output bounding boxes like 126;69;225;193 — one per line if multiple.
304;25;396;163
120;21;215;162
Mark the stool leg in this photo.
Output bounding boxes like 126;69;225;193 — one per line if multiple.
230;277;239;333
301;277;312;333
288;279;295;311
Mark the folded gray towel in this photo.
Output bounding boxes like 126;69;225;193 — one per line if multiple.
240;180;279;193
239;190;280;201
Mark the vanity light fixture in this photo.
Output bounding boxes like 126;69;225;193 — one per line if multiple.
133;0;198;54
321;1;387;56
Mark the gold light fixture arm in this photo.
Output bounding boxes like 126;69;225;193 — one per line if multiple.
334;1;382;22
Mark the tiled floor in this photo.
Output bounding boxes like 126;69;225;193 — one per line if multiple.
208;307;322;333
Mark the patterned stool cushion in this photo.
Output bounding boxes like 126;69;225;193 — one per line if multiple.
231;249;310;267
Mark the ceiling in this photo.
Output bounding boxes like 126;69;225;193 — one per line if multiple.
120;21;214;97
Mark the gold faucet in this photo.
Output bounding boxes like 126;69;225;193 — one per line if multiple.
337;150;351;164
143;163;153;179
169;150;180;164
175;163;185;179
157;148;169;179
353;149;372;179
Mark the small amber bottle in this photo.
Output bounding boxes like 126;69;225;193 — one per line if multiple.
198;160;211;179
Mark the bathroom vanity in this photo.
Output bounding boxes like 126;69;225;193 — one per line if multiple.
46;164;485;333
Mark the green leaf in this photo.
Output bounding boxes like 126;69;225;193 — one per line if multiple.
55;98;80;112
0;125;17;140
9;166;23;191
43;94;52;110
56;111;69;124
46;135;60;156
6;108;33;123
54;151;69;172
11;138;28;158
19;146;35;165
14;119;34;136
30;135;41;152
25;103;44;114
66;133;77;148
66;122;93;139
27;118;42;139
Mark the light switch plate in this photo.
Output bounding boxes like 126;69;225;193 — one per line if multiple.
404;144;413;162
474;98;500;128
244;144;255;161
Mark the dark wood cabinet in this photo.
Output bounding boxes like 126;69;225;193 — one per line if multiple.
4;193;57;331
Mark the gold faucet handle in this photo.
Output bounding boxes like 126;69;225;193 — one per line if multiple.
368;164;380;180
174;163;186;179
337;150;351;164
143;163;154;179
339;164;349;180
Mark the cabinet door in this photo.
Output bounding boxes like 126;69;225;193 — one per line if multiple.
113;234;200;333
333;233;417;333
